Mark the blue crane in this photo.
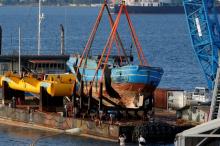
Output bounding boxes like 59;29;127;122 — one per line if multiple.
183;0;220;90
183;0;220;120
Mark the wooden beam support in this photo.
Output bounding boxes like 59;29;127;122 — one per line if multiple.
79;80;84;110
99;82;103;111
88;82;92;113
73;80;77;107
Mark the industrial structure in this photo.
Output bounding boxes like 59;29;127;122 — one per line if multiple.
176;0;220;145
0;0;215;144
0;1;192;144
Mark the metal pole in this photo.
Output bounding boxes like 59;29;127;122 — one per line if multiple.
0;26;2;55
38;0;41;55
64;7;67;55
60;24;65;55
19;27;21;75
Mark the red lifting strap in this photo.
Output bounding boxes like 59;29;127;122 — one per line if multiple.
91;4;124;86
105;5;129;64
123;5;148;66
84;2;150;92
99;3;149;82
78;2;106;68
77;2;128;83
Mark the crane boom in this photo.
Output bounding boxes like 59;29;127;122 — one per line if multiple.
183;0;220;90
183;0;220;120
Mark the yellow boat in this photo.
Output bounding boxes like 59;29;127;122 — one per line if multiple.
0;72;76;97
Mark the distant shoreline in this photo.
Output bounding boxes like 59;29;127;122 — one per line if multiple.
0;3;104;7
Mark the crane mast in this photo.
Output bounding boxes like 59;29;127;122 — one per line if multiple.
183;0;220;120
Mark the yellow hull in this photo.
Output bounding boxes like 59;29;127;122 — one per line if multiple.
0;72;76;97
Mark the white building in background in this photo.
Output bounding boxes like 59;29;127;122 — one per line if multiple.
114;0;172;6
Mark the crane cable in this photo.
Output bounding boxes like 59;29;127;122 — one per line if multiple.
88;4;124;93
100;9;124;82
75;3;106;82
124;5;148;66
107;15;123;65
105;4;130;65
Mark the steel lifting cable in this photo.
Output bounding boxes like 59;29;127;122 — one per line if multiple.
124;5;148;66
77;2;125;92
83;2;127;66
88;5;124;93
107;15;123;64
124;5;147;65
106;5;130;64
80;3;105;64
99;5;124;82
75;3;106;77
100;6;124;82
73;3;105;95
81;2;114;95
106;6;122;64
124;6;148;66
123;7;143;65
106;16;122;65
75;2;126;85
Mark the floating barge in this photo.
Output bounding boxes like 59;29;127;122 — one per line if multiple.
0;72;194;143
0;1;195;144
0;104;192;143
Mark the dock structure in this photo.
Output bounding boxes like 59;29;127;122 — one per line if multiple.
176;0;220;145
175;119;220;146
0;54;136;114
0;54;133;75
0;64;186;144
0;1;192;144
0;104;190;143
0;54;70;74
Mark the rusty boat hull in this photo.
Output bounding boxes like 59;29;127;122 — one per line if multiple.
110;65;163;107
111;65;163;92
67;57;163;108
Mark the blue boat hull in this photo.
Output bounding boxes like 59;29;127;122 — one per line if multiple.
67;57;163;99
111;65;163;88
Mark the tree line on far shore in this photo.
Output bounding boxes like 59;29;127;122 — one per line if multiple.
0;0;106;5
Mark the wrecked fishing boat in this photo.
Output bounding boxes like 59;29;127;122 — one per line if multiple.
67;1;163;109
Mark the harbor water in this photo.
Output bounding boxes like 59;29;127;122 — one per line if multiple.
0;6;206;91
0;6;205;145
0;123;174;146
0;123;125;146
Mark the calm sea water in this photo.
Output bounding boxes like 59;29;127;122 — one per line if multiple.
0;123;128;146
0;123;174;146
0;6;205;145
0;6;206;91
